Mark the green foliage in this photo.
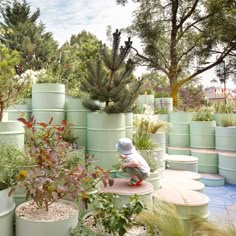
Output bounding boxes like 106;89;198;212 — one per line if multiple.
80;29;143;113
51;31;101;98
35;68;60;83
214;102;235;114
0;44;26;121
220;114;236;127
16;117;113;211
89;193;145;236
0;144;32;190
127;0;235;107
133;133;157;150
138;201;222;236
0;0;58;70
192;108;214;121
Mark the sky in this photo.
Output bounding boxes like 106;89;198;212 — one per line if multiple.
27;0;235;89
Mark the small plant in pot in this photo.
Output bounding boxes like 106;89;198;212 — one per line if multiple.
71;193;146;236
14;116;114;236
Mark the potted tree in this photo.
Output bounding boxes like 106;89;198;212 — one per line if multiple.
0;144;33;236
80;29;143;170
14;117;114;236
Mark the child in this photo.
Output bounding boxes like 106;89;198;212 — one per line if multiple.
116;137;150;186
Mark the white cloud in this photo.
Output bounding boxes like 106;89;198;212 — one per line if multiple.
28;0;138;46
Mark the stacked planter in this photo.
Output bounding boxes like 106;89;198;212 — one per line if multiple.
136;94;154;110
0;188;15;236
215;125;236;184
154;97;173;112
32;83;65;125
65;98;88;147
168;112;193;154
87;112;125;170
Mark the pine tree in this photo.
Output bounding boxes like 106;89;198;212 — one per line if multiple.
0;0;58;70
80;30;143;113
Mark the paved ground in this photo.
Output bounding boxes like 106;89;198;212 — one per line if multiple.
204;184;236;225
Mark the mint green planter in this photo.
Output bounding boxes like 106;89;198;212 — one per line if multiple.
32;83;65;125
0;121;25;149
218;152;236;184
7;104;31;121
0;188;15;236
66;98;89;147
191;149;218;173
215;126;236;151
15;200;79;236
153;188;209;221
32;83;65;109
166;155;198;172
167;146;191;155
154;97;173;112
190;121;216;149
32;109;65;125
87;112;125;170
169;112;193;147
125;112;133;139
136;94;154;110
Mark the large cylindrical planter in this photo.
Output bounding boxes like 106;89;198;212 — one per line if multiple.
167;146;191;156
218;152;236;184
7;103;31;121
149;132;166;155
215;127;236;151
136;94;154;110
154;97;173;112
66;98;89;147
191;149;218;173
0;188;15;236
32;83;65;125
125;112;133;139
190;121;216;149
169;112;193;147
0;121;25;149
15;200;79;236
87;112;125;170
32;109;65;125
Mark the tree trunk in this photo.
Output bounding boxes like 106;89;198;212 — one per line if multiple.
169;80;179;108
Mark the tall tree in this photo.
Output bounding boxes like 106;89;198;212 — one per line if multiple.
116;0;236;107
49;31;101;97
0;0;58;70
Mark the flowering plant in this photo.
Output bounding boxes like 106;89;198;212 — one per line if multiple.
16;117;113;211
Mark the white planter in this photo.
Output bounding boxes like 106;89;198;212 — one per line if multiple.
0;188;15;236
15;200;79;236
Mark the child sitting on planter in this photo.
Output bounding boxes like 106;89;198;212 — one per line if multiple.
116;137;150;187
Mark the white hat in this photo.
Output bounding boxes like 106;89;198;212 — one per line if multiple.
115;138;136;155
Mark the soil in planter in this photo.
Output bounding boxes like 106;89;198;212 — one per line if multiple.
16;200;78;222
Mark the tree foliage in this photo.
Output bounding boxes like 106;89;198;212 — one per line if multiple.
51;31;101;98
117;0;236;107
80;30;143;113
0;0;58;70
0;44;22;121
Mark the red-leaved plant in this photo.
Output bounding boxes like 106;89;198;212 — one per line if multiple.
15;116;114;211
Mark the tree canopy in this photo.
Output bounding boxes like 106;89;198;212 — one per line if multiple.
116;0;236;107
0;0;58;70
